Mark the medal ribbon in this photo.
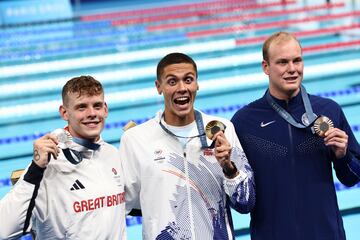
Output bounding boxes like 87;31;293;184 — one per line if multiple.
159;110;209;149
266;85;317;128
63;135;100;165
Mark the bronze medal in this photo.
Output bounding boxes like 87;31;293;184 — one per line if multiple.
313;116;334;137
205;120;226;139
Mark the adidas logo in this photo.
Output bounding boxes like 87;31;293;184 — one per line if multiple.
70;179;85;191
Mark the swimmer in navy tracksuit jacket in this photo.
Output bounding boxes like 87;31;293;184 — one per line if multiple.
231;31;360;240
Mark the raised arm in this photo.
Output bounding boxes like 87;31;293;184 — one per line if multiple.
212;123;256;213
0;133;58;239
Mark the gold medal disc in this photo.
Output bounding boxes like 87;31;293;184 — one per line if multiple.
205;120;226;139
313;116;334;137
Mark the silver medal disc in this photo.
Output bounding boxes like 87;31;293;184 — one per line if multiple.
51;128;72;149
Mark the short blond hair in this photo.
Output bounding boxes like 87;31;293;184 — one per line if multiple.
262;32;302;62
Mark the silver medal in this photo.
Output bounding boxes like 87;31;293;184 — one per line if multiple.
51;128;72;149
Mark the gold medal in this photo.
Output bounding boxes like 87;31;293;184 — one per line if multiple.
313;116;334;137
205;120;226;139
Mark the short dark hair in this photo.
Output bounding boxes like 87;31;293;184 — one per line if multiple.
62;75;104;106
156;52;197;80
262;31;302;63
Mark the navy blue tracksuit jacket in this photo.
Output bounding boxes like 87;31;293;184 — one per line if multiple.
231;91;360;240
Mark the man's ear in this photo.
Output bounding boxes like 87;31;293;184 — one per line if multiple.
59;105;68;121
155;79;162;95
262;60;270;76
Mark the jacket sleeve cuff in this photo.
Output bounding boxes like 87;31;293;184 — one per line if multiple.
223;169;248;196
23;161;46;185
333;151;360;179
346;152;360;179
333;152;352;167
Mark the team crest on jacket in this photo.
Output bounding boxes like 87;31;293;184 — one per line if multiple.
203;148;214;156
111;167;122;187
154;148;166;162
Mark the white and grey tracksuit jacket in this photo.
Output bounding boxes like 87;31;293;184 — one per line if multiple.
120;110;255;240
0;138;126;240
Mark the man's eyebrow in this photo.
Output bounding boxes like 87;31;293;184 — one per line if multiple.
165;72;195;77
74;103;87;108
275;58;288;61
164;73;177;78
184;72;195;76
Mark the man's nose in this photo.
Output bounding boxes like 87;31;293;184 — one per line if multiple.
86;107;96;116
177;80;187;92
287;62;296;72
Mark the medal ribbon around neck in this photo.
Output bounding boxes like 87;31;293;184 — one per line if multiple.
266;84;317;128
52;128;100;165
159;110;209;149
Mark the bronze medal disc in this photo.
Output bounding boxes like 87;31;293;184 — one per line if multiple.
313;116;334;137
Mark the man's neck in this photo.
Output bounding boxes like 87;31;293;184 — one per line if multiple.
269;88;300;103
163;112;195;126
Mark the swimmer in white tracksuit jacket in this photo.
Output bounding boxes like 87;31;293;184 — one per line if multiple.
0;76;126;240
119;53;255;240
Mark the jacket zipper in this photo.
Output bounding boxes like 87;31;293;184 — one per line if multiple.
286;102;300;239
183;149;196;239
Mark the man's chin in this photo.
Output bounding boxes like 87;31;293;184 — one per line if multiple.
284;82;300;90
81;131;101;141
176;109;193;118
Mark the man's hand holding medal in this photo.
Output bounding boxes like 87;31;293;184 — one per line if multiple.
324;127;349;159
32;129;72;168
313;116;348;159
205;121;238;178
32;133;60;168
